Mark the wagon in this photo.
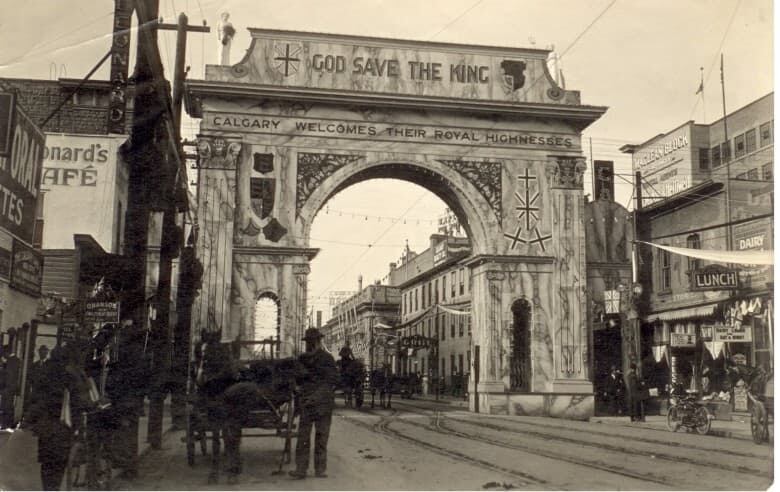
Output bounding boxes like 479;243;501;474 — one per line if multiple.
185;339;298;470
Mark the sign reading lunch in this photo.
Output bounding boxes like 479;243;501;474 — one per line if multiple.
206;114;577;149
207;30;567;104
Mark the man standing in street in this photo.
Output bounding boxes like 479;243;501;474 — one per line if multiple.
290;328;339;480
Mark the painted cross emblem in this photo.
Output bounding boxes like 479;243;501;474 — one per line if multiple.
504;167;549;252
273;43;301;77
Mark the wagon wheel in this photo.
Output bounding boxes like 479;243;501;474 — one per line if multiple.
282;391;297;465
751;400;768;444
694;406;711;435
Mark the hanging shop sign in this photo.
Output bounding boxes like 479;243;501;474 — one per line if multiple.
670;333;697;347
83;300;120;324
691;265;740;291
713;323;752;343
0;93;15;157
10;239;43;296
400;334;436;350
593;160;615;201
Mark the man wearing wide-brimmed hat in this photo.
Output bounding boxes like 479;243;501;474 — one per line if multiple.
289;328;339;480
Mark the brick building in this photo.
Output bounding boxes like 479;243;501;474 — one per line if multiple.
622;93;773;413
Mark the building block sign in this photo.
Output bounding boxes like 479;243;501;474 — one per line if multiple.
670;333;696;347
10;239;43;296
691;265;740;291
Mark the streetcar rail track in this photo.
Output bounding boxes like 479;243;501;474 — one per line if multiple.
401;401;773;466
338;408;549;488
398;409;673;487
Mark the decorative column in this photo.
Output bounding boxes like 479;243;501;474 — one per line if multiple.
546;156;591;392
194;136;241;340
291;263;310;356
472;263;506;407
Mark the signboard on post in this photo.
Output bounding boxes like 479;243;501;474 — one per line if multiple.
593;160;615;201
0;104;45;244
0;93;15;157
713;323;752;343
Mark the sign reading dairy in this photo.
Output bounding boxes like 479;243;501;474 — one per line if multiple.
40;134;128;252
0;103;45;244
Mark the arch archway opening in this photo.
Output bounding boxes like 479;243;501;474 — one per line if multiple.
252;293;281;360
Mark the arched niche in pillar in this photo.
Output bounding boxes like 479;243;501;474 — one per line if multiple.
510;298;532;392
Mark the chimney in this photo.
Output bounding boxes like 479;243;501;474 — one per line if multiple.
358;275;363;292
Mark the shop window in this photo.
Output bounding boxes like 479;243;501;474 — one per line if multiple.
760;121;773;147
450;354;456;375
458;354;464;375
721;141;731;163
698;148;709;170
734;134;746;158
659;248;672;291
747;168;759;181
762;162;773;181
745;128;757;153
711;145;721;167
451;271;456;297
686;234;701;272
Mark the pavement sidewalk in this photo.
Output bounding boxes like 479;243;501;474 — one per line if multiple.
591;413;770;442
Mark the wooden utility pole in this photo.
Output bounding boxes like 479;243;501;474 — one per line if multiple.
154;12;209;433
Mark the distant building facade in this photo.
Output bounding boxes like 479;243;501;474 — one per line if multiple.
388;234;472;394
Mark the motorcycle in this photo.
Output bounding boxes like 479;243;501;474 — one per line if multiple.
666;384;712;435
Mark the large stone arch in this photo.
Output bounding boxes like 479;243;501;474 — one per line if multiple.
185;27;607;419
297;158;498;256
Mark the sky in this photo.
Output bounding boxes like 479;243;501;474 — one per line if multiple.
0;0;774;320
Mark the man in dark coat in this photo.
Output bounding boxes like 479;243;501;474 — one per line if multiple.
626;362;645;422
604;365;625;415
290;328;339;480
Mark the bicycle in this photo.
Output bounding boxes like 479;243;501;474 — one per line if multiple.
64;408;113;490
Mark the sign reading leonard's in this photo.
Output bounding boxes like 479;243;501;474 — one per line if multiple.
0;97;45;244
691;264;740;291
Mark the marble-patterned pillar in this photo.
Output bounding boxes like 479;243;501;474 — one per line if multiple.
546;156;591;393
471;263;506;405
291;263;310;356
193;136;241;341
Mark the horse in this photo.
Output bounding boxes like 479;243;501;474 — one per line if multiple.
369;366;393;409
339;358;365;408
195;331;302;484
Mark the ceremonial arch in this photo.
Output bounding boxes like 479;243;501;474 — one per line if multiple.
185;29;606;418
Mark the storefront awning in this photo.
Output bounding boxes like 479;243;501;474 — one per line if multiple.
649;303;719;322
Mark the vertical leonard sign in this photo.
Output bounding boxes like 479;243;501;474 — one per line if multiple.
107;0;132;134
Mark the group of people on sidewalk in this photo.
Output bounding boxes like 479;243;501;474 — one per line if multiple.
14;318;149;490
603;363;650;422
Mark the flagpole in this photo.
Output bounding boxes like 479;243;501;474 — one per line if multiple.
700;66;706;123
721;53;733;252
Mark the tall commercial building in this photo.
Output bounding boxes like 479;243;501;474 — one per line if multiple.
622;93;773;415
